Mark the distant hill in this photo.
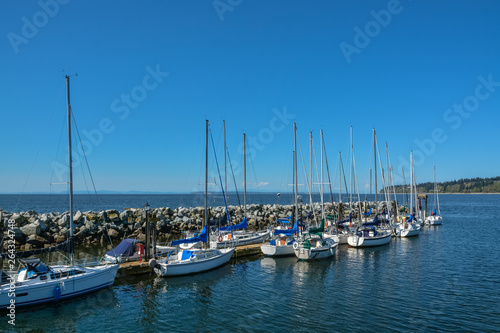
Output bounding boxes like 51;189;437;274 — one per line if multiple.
389;176;500;194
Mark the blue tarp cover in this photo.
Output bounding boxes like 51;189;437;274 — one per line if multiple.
181;250;193;260
172;226;208;246
338;213;352;224
106;238;143;257
274;221;298;236
219;216;247;231
363;208;372;216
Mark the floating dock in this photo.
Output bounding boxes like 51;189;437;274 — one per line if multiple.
117;243;264;277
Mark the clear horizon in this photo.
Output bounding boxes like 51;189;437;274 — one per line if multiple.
1;1;499;194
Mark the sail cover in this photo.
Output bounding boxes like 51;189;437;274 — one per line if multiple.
308;219;325;234
274;221;298;235
276;213;293;223
218;216;247;231
172;226;208;246
362;214;382;226
363;208;372;216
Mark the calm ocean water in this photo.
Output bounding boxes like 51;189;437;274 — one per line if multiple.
1;194;500;332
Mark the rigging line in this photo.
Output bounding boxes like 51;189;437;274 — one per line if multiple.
70;110;99;201
312;136;323;217
208;125;232;228
50;114;66;191
296;132;317;224
375;138;388;202
248;143;260;195
339;154;350;197
386;146;398;202
226;149;242;208
15;82;66;209
71;111;114;248
322;135;335;206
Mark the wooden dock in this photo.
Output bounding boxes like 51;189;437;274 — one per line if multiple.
117;243;264;277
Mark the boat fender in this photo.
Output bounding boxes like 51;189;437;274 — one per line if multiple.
54;286;61;300
218;235;223;242
149;259;158;268
293;242;299;250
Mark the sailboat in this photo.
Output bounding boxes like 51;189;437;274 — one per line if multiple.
292;124;338;260
150;120;234;277
347;128;391;247
0;75;118;308
212;132;270;248
261;125;300;257
425;165;443;225
394;151;421;237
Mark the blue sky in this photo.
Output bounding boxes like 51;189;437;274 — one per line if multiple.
1;0;499;194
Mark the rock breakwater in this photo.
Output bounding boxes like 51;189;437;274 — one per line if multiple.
1;201;393;251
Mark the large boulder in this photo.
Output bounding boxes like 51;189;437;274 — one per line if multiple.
26;235;48;247
107;228;120;239
107;211;121;223
8;213;26;227
20;223;41;236
73;211;83;224
75;227;90;239
57;214;69;226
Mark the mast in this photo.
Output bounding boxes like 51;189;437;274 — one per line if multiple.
402;166;407;207
243;133;247;218
373;128;378;214
320;129;325;220
410;150;413;218
385;142;390;218
321;131;335;207
294;123;298;226
310;131;313;200
350;126;353;213
339;152;342;203
370;168;372;201
66;75;75;266
224;120;227;202
205;120;209;249
435;164;440;215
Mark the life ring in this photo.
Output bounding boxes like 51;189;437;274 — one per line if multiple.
218;235;223;242
293;242;299;250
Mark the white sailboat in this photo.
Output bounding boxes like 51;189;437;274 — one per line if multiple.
426;165;443;225
0;75;118;308
394;151;421;237
261;123;300;257
213;132;270;249
347;128;392;247
151;120;234;277
292;124;338;260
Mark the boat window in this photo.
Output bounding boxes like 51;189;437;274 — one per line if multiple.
39;274;47;281
17;293;28;297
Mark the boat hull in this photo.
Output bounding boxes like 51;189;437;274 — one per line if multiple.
293;240;338;260
0;264;118;308
155;248;234;276
393;223;421;237
261;244;295;257
347;232;392;247
215;231;270;248
425;215;443;225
